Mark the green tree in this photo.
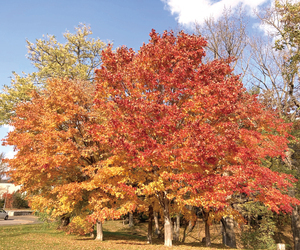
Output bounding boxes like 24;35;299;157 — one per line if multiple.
0;24;106;125
255;1;300;248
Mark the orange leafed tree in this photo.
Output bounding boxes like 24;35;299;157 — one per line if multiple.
94;30;300;246
4;79;137;236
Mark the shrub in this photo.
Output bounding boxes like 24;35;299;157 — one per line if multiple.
12;192;29;209
65;216;94;235
241;202;276;249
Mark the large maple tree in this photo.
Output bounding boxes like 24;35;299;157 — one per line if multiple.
94;30;299;246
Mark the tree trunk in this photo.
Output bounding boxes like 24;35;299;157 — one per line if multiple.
221;217;237;248
148;205;153;244
203;211;211;247
186;205;195;233
289;188;300;250
90;225;95;238
60;214;70;227
292;205;300;250
95;221;103;241
182;222;188;243
187;219;196;233
173;213;180;242
164;196;172;247
154;211;161;237
129;212;134;227
204;221;211;247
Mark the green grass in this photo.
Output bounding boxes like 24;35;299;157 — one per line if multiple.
0;220;229;250
0;218;294;249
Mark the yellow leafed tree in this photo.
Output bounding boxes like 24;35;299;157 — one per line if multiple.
0;24;106;125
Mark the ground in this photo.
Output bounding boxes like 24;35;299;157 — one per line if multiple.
0;217;294;249
0;215;40;226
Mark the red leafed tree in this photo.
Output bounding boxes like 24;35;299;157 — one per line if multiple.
2;193;13;209
94;30;299;246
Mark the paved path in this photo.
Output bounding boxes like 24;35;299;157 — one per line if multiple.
0;215;41;226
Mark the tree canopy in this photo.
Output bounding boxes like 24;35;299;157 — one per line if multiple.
93;30;299;246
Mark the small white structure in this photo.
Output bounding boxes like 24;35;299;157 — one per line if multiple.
0;179;21;199
277;244;285;250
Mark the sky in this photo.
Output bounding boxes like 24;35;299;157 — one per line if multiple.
0;0;278;158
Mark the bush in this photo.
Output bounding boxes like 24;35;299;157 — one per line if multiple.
12;192;29;209
64;216;94;235
241;202;276;249
34;211;51;222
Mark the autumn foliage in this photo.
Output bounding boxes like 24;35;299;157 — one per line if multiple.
4;79;137;227
4;30;300;247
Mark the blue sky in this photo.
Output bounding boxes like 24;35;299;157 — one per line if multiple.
0;0;275;158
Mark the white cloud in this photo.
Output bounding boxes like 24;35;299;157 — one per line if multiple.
257;22;279;37
162;0;270;28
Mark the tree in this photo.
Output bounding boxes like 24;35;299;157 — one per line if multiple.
1;23;107;231
195;6;250;80
94;30;299;247
4;78;137;236
0;24;106;125
26;24;105;82
251;3;300;121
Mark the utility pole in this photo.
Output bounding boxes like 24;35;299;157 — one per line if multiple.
3;185;9;209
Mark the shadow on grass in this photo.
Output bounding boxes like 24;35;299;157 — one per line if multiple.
115;241;148;246
74;230;227;249
74;237;95;241
107;223;228;248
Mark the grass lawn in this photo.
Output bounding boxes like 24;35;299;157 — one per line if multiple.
0;219;229;250
0;218;293;250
